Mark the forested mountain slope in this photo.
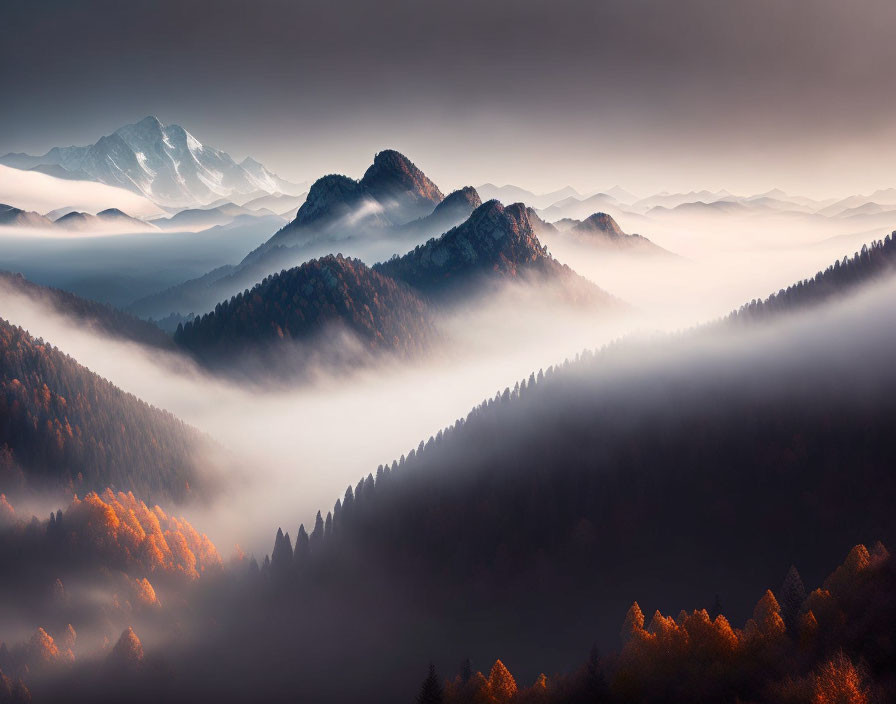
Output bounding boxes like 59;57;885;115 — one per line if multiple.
119;251;896;703
375;200;614;304
730;233;896;321
0;317;208;501
0;272;174;350
173;254;435;370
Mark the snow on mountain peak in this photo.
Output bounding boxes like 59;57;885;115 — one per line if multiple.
2;117;301;208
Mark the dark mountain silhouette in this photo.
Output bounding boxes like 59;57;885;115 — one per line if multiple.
0;272;175;350
173;254;435;372
375;200;615;304
0;204;54;229
0;316;208;501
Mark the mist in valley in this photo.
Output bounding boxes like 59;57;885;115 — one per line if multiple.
1;198;891;560
7;244;896;702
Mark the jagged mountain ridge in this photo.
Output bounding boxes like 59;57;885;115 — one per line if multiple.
168;199;614;373
131;161;482;319
263;149;445;251
0;116;302;207
375;199;615;304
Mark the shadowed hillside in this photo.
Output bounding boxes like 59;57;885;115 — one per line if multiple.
173;254;436;372
0;317;209;501
0;272;174;350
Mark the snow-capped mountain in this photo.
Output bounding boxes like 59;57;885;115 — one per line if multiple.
0;116;303;208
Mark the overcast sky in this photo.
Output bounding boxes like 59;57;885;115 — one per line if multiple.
4;0;896;198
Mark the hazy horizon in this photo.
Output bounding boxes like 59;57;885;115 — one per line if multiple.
4;0;896;200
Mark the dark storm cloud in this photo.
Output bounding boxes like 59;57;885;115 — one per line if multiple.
3;0;896;195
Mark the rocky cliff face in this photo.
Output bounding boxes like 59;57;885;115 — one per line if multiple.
375;200;560;293
264;150;447;249
360;149;444;222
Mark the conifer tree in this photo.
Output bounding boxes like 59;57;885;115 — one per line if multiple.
416;662;444;704
779;565;807;635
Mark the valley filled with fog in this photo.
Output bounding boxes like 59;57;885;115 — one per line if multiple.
2;106;896;703
3;159;891;557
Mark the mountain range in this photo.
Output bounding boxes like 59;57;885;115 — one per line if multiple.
172;199;616;375
0;203;158;233
375;200;611;303
0;116;304;208
546;212;672;256
129;152;486;319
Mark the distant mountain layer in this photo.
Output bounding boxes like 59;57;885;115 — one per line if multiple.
0;116;302;207
554;212;672;256
0;204;54;229
476;183;583;210
0;272;174;350
0;203;158;233
0;316;207;501
151;202;283;231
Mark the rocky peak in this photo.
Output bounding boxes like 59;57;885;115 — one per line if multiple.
294;174;369;227
433;186;482;215
360;150;443;221
374;199;551;293
466;200;538;248
576;212;625;237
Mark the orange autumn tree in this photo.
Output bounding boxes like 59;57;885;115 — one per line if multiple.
438;543;893;704
443;660;558;704
615;588;784;700
63;489;220;579
488;660;518;703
